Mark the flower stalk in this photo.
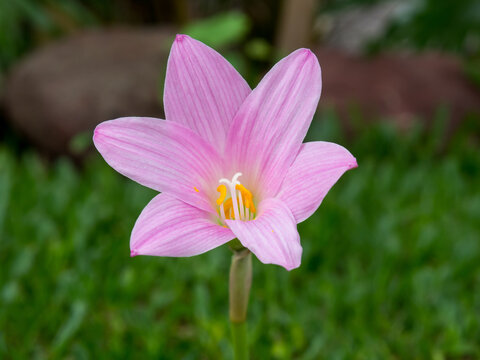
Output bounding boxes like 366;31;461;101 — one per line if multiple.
229;245;252;360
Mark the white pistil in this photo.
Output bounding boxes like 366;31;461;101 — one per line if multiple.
219;172;243;221
217;172;256;223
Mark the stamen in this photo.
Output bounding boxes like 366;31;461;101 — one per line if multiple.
237;190;245;220
220;173;242;221
230;189;240;221
224;198;233;219
219;203;226;222
236;183;252;198
249;201;256;214
216;184;227;205
217;172;255;223
236;183;255;214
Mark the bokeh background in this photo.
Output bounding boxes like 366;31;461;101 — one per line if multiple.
1;0;480;359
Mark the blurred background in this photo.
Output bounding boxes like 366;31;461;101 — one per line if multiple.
1;0;479;359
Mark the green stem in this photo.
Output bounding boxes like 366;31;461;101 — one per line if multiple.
229;247;252;360
231;321;248;360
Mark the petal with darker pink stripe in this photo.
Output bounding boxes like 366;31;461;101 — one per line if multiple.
93;117;223;213
225;48;322;198
164;34;251;151
226;198;302;271
278;141;357;223
131;193;235;257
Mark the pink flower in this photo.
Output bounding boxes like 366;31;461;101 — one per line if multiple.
93;35;357;271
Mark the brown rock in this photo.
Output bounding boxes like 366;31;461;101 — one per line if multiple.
316;48;480;131
4;27;174;154
6;29;479;155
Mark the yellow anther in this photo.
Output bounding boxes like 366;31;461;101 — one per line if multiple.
245;197;253;211
194;186;199;192
216;184;227;205
224;198;233;219
249;201;256;214
217;173;256;222
235;184;252;199
235;183;255;213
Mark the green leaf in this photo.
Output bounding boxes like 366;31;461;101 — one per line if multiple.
181;11;250;49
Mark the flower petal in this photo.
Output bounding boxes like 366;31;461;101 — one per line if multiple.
225;48;321;198
93;117;223;213
164;34;251;150
278;141;357;223
226;198;302;271
131;193;235;257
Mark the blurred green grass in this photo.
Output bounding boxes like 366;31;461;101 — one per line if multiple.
1;113;479;359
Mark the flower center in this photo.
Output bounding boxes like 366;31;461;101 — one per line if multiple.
216;172;256;223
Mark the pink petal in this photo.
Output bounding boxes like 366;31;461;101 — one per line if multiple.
93;117;223;213
226;198;302;271
164;34;251;150
131;194;235;257
278;141;357;223
225;49;322;199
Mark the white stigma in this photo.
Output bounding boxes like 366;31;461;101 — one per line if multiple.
219;172;243;221
217;172;256;222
